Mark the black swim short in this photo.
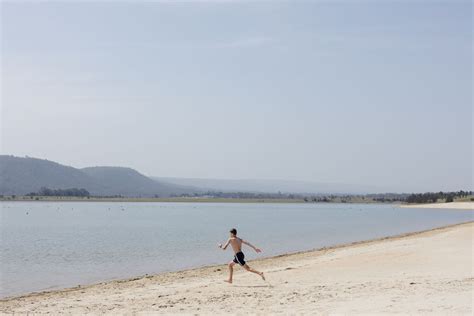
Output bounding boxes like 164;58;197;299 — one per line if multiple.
233;251;246;266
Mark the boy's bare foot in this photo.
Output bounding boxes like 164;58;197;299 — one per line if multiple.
224;280;232;284
260;272;265;281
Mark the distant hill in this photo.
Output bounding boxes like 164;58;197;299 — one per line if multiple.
152;177;381;195
0;155;381;197
0;155;105;196
81;166;196;197
0;156;196;197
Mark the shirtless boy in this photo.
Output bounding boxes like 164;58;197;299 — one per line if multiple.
218;228;265;283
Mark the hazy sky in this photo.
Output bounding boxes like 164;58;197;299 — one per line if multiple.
1;1;472;192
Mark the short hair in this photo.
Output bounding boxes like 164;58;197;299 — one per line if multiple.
230;228;237;235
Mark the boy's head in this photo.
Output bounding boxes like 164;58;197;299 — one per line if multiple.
229;228;237;236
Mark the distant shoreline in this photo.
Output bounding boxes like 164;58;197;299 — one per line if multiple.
1;196;305;203
0;196;389;204
2;197;472;207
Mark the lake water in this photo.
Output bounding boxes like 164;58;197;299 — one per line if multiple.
0;201;472;298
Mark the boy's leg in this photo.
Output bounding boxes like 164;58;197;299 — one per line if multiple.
225;261;235;283
243;264;265;281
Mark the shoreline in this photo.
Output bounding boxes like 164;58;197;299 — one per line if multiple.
1;197;315;203
2;220;472;303
0;197;382;204
3;198;473;208
400;201;473;210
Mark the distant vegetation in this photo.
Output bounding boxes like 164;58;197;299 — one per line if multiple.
170;190;473;204
1;190;472;204
172;190;397;202
405;191;472;204
27;187;90;197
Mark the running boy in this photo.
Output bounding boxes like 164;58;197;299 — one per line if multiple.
218;228;265;283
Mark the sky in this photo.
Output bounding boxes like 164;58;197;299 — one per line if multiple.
1;1;472;192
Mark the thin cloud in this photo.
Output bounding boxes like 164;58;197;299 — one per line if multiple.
221;36;274;48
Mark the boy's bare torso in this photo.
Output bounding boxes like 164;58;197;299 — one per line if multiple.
228;237;243;253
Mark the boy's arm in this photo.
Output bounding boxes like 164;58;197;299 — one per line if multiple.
218;238;231;250
242;239;262;253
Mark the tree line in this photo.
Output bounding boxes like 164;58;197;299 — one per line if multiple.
16;188;473;203
27;187;90;197
405;191;472;204
174;190;472;204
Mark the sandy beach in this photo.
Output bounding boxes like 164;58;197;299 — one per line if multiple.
1;221;473;315
401;201;473;210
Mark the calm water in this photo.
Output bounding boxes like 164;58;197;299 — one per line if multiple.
0;201;472;298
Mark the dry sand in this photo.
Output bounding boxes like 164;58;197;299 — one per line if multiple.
1;221;473;315
401;201;473;210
